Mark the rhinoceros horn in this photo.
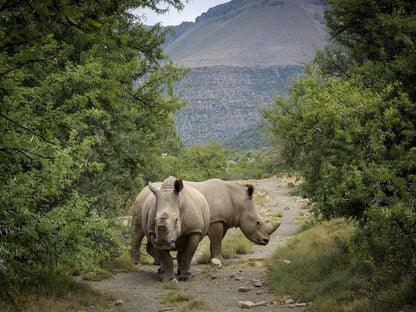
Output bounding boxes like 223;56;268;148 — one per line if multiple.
267;220;280;235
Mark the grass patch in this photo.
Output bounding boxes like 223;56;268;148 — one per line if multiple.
222;232;254;258
160;282;181;291
267;218;357;309
266;218;416;311
160;287;219;312
197;231;254;264
82;268;113;281
138;247;156;265
199;265;222;279
253;188;270;206
1;274;124;312
102;250;136;273
196;249;213;264
161;291;194;304
82;250;136;281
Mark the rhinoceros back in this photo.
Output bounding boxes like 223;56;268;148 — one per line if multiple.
185;179;245;227
179;186;210;237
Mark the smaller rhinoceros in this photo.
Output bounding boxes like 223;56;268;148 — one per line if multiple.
141;176;210;281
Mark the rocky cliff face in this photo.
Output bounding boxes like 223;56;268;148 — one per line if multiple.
162;0;327;147
175;65;303;145
195;0;244;23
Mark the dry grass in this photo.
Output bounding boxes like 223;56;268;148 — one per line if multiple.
160;284;220;312
2;277;126;312
197;231;254;264
267;218;359;311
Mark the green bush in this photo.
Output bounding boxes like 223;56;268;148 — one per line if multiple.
0;0;186;302
263;1;416;308
179;140;229;181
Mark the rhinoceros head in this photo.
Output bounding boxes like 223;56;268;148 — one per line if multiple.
148;178;183;250
239;184;280;245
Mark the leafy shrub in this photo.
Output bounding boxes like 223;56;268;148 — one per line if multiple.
0;0;186;302
263;70;416;307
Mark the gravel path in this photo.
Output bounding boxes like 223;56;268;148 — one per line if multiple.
86;177;309;311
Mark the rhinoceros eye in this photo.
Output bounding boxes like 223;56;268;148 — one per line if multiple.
256;220;261;226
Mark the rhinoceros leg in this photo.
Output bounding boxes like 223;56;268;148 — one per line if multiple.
208;222;227;261
146;241;161;265
131;230;144;264
155;249;174;282
177;233;200;281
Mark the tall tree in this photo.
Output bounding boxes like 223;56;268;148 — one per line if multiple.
263;0;416;307
0;0;186;296
320;0;416;100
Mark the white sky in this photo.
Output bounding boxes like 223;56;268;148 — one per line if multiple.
134;0;231;26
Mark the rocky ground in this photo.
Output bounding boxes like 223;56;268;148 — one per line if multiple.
86;177;311;311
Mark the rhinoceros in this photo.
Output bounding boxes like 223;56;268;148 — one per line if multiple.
132;178;280;265
186;179;280;261
141;176;210;281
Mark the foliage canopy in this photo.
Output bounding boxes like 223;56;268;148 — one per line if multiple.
263;0;416;308
0;0;187;298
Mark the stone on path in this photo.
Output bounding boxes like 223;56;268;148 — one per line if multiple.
210;257;223;269
253;301;268;307
237;300;270;309
115;300;124;306
238;301;255;309
238;286;251;292
253;280;263;287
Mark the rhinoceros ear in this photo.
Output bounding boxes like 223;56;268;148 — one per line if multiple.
148;182;160;196
245;184;254;198
174;179;183;194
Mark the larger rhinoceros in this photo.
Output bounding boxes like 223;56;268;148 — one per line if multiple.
141;176;210;281
132;178;280;265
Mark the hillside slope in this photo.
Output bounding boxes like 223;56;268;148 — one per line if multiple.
175;65;302;145
165;0;326;68
163;0;327;146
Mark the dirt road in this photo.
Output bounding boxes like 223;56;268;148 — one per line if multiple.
87;177;309;311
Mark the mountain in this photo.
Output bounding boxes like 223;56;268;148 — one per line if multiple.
163;0;327;146
166;0;326;68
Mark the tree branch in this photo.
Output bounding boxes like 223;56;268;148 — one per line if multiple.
127;89;155;109
0;147;55;160
0;58;47;76
0;111;56;145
